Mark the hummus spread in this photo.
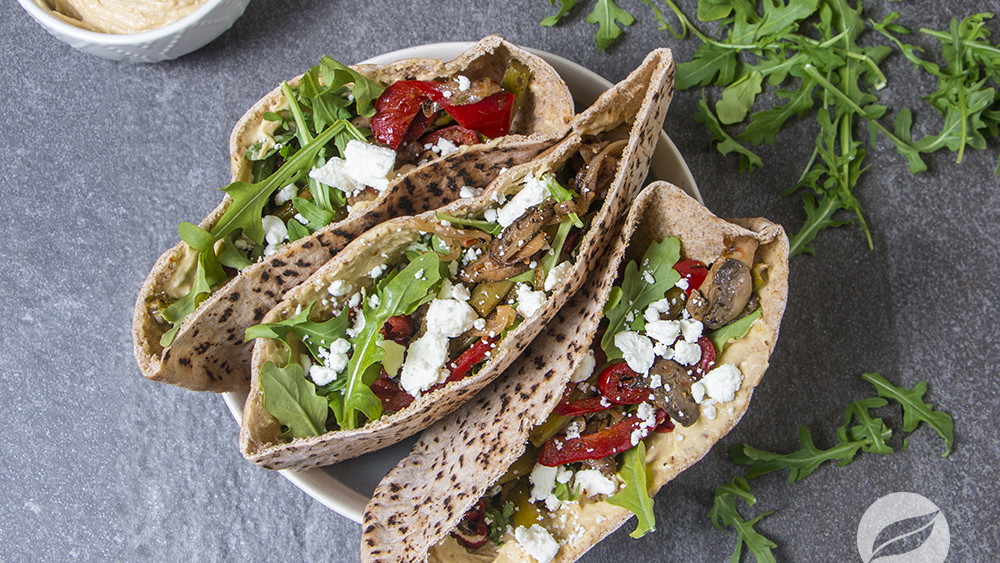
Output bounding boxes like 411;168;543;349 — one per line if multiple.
45;0;207;34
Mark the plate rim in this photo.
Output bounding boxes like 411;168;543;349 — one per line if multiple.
223;41;701;524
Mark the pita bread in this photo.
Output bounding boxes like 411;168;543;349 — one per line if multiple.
239;49;676;471
362;182;789;562
132;36;574;393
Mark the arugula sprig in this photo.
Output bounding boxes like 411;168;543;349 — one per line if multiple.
708;478;777;563
601;237;681;360
711;373;953;561
607;441;657;538
540;0;634;50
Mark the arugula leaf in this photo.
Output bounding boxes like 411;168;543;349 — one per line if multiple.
607;441;656;538
707;477;777;563
601;237;681;360
541;174;583;228
259;362;328;439
245;303;350;361
717;71;764;125
541;0;579;26
584;0;635;51
731;425;867;482
318;56;386;118
338;253;443;429
694;94;763;172
843;397;894;456
708;307;762;352
177;221;214;252
554;480;580;502
485;501;516;545
159;249;226;347
861;372;954;456
435;212;502;236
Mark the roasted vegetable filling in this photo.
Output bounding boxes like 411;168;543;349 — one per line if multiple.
248;142;624;437
451;236;767;560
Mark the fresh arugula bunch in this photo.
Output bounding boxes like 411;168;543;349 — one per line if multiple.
710;372;954;561
873;12;1000;174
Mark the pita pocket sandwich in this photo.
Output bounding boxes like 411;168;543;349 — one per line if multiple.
362;181;789;562
133;35;574;393
238;50;677;471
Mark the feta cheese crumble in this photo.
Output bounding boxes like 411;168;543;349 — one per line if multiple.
514;525;559;563
543;261;572;292
691;364;743;404
515;284;546;318
575;469;617;498
671;340;702;366
399;299;478;395
614;331;655;374
570;349;596;383
497;175;549;227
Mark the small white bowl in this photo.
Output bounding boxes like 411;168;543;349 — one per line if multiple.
17;0;252;63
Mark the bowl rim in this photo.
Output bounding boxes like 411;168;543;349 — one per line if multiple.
16;0;238;44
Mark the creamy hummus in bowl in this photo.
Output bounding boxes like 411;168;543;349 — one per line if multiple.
18;0;251;62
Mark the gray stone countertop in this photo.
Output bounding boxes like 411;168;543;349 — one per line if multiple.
1;1;996;561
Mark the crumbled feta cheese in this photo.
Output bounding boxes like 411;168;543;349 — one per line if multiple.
672;340;702;366
514;525;559;563
294;213;308;225
642;271;655;284
702;404;717;420
614;331;655;374
575;470;617;497
435;136;459;157
309;157;362;195
483;208;499;223
498;175;549;227
543;261;572;292
570;349;596;383
564;420;583;440
309;338;351;385
676;433;684;442
644;298;675;321
461;247;482;265
347;292;362;309
459;185;482;199
399;299;478;395
449;282;471;302
645;320;680;345
343;139;396;192
262;215;288;245
456;75;471;91
346;310;366;338
515;284;546;318
473;318;486;330
368;294;380;308
274;183;298;205
309;365;339;386
529;464;558;504
675;277;690;291
692;364;743;404
369;264;387;279
649;374;663;388
630;402;659;446
679;319;704;343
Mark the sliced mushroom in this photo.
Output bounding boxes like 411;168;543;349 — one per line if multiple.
489;201;554;265
574;140;626;215
460;254;530;283
685;236;759;329
645;359;700;427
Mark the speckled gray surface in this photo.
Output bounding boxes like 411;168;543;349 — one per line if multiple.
2;1;997;561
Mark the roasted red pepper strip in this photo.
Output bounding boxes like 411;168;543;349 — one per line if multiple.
371;373;414;413
447;336;497;382
381;315;414;345
597;362;652;405
417;124;480;149
673;259;708;296
440;91;515;139
538;409;666;466
654;417;675;433
694;336;716;378
370;81;442;149
552;381;610;416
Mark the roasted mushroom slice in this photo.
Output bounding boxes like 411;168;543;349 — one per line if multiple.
460;254;531;283
645;359;700;427
489;201;554;265
575;140;626;215
686;235;759;329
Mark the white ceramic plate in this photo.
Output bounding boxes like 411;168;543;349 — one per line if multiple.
223;43;700;524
